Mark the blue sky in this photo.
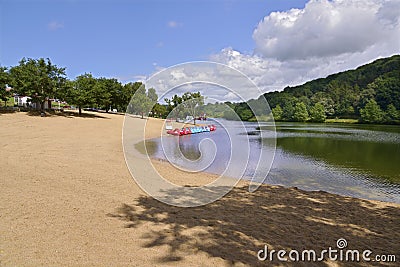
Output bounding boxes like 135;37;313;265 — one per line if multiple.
1;0;399;97
0;0;308;81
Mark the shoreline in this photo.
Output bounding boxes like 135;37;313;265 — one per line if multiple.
139;118;400;205
1;112;399;266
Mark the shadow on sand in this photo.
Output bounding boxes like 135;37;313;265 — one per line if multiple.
0;109;18;115
108;185;400;266
25;110;110;119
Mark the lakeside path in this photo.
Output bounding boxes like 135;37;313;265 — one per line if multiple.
0;112;399;266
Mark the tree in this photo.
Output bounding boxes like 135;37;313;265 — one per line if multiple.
360;99;384;123
151;103;167;118
222;109;239;120
92;77;112;111
67;73;96;115
9;58;66;111
272;105;283;121
236;108;253;121
309;103;326;122
281;98;297;121
259;55;400;123
105;78;123;112
147;88;158;102
386;104;399;122
293;102;309;122
165;94;183;120
121;82;142;112
369;77;400;110
0;67;11;106
145;88;162;117
182;92;205;125
359;88;376;108
129;85;158;119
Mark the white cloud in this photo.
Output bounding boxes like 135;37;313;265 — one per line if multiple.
116;74;147;84
167;21;182;28
209;0;400;98
47;21;64;31
145;62;264;103
253;0;399;60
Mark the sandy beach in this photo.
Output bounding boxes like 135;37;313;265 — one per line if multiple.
1;111;399;266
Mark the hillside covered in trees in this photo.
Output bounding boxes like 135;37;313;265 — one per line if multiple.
214;55;399;124
266;54;400;123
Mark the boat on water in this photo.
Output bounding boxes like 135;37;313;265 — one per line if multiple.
167;125;216;136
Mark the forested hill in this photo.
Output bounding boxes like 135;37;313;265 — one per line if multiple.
261;54;400;123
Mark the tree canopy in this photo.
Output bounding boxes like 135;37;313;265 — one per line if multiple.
128;85;158;119
0;67;11;105
182;92;204;124
9;58;67;110
67;73;97;115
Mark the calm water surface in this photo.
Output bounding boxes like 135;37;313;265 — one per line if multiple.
141;119;400;203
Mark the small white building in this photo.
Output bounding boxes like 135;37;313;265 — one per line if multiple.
14;96;30;107
14;95;51;109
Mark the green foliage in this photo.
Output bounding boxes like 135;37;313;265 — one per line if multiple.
0;67;11;105
9;58;67;110
182;92;204;124
309;103;326;122
147;88;158;103
66;75;126;115
164;92;205;123
258;54;399;124
92;77;112;111
128;85;158;119
165;94;183;119
121;82;142;112
201;102;231;118
4;57;146;115
222;109;240;120
67;73;96;114
272;105;283;121
360;99;384;123
4;55;398;124
237;108;253;121
103;78;123;112
293;102;309;122
385;104;399;121
234;102;254;121
151;103;167;118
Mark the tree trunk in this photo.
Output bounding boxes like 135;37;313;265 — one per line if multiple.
79;106;82;115
194;118;196;125
4;100;6;107
141;112;144;119
39;101;46;117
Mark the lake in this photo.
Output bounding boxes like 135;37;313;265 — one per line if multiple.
141;119;400;203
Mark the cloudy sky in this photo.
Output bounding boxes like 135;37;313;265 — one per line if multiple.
1;0;399;101
211;0;400;99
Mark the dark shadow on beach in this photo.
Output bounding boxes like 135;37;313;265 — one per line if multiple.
108;185;400;266
25;110;110;119
0;109;18;115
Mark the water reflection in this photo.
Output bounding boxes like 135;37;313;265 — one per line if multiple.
137;120;400;203
271;137;400;184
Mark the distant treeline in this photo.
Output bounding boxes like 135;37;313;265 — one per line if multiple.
206;55;399;124
2;55;399;124
0;58;157;116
